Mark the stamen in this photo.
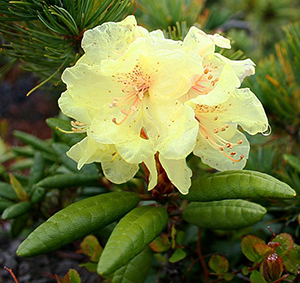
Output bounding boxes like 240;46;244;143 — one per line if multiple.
111;152;119;162
196;106;244;164
109;65;150;125
55;126;75;134
56;120;88;134
221;151;244;162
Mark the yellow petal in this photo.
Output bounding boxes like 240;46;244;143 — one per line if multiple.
101;146;139;184
143;155;158;191
194;125;250;171
67;137;107;169
159;155;192;195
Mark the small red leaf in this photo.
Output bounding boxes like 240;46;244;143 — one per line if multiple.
253;243;275;257
263;253;284;282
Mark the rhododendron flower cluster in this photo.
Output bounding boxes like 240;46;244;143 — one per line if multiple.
58;16;268;195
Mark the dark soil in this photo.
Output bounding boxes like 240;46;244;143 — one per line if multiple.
0;231;101;283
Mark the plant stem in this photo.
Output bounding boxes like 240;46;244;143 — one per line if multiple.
4;267;19;283
197;228;210;282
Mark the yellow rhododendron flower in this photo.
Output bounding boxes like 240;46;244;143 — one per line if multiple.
181;26;269;171
58;16;202;194
58;16;268;195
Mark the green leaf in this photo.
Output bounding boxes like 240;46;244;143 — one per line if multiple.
0;182;18;200
271;233;294;257
58;269;81;283
9;213;30;238
250;270;267;283
30;186;46;204
2;201;31;220
182;199;267;230
0;199;15;214
180;170;296;201
13;130;55;155
28;151;45;189
17;192;140;257
149;235;171;252
283;154;300;173
208;255;229;274
241;235;265;263
68;269;81;283
78;235;102;262
112;246;153;283
79;262;98;272
282;243;300;275
169;249;186;263
97;206;168;275
36;173;98;189
9;158;33;171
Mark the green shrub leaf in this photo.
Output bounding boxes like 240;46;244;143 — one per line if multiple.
112;246;153;283
169;249;186;263
241;235;265;263
208;255;229;274
182;199;266;230
2;201;31;220
180;170;296;201
17;191;140;257
283;154;300;173
0;199;15;214
28;151;45;189
36;173;98;189
272;233;294;257
13;130;55;155
282;243;300;275
97;206;168;275
0;182;18;200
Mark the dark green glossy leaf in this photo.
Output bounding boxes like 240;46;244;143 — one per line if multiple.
112;246;153;283
0;199;15;214
10;213;30;238
98;206;168;275
28;151;45;189
36;173;98;189
182;199;266;230
0;182;18;200
2;201;31;220
31;186;46;204
180;170;296;201
17;192;140;257
13;130;54;155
